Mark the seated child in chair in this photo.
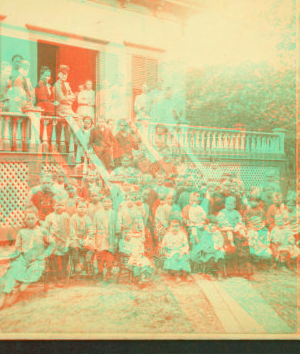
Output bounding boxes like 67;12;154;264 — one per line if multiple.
0;207;55;310
217;196;251;277
246;195;272;263
270;213;300;271
189;215;225;279
119;216;154;285
217;196;239;252
69;198;95;276
286;192;300;246
266;192;288;232
160;211;191;280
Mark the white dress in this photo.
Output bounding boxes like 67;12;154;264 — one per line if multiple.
77;89;95;118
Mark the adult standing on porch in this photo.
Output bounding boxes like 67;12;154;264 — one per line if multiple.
36;66;55;144
36;66;55;116
53;65;76;118
134;84;151;121
53;65;77;149
0;62;12;112
9;60;35;113
9;54;23;85
77;80;95;120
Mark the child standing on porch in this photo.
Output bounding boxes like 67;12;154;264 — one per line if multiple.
76;116;92;164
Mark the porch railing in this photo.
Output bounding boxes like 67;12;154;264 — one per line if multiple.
136;121;286;156
0;111;286;160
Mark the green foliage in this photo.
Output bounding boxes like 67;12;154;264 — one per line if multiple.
186;62;296;134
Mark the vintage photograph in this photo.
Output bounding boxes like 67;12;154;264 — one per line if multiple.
0;0;298;339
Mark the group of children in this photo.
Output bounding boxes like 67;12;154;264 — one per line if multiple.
0;149;299;309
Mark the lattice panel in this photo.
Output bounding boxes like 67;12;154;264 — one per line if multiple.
185;162;279;196
41;163;58;176
0;162;28;228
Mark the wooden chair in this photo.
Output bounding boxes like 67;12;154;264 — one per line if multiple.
116;252;134;285
66;249;97;284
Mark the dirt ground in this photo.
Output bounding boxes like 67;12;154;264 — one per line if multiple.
0;265;297;334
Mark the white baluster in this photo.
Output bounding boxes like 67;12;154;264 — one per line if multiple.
16;117;23;151
21;117;28;151
261;136;266;153
186;130;189;147
212;132;216;149
0;115;3;150
267;137;272;154
42;119;48;152
51;119;57;152
3;116;11;151
229;133;234;151
223;133;229;150
190;130;194;148
240;133;245;151
201;132;205;150
206;132;211;150
235;134;240;151
246;136;250;152
251;136;256;153
256;136;261;152
217;133;222;149
196;131;200;148
60;120;66;153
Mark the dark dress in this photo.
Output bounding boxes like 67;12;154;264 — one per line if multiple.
88;126;114;170
35;81;55;142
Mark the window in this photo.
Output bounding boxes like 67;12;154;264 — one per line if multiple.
132;54;157;119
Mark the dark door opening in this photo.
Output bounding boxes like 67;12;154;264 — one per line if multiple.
37;40;98;113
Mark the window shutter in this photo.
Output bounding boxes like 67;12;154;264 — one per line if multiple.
132;54;157;120
145;58;157;91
